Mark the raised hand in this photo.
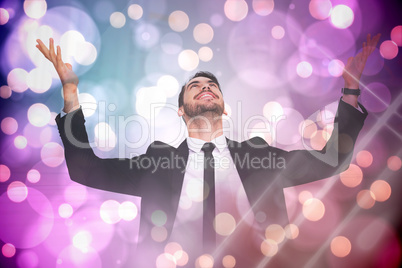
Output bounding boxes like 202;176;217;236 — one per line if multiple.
36;38;79;88
36;38;79;113
342;33;381;89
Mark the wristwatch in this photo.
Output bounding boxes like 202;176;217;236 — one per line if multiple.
341;88;361;96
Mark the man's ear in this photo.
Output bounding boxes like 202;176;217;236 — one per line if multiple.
223;109;228;116
178;108;184;117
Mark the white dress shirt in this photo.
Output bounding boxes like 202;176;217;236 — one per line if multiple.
169;135;259;256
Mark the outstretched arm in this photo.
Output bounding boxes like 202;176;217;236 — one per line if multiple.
342;33;381;108
36;38;79;113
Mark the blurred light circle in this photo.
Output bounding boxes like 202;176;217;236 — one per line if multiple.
72;230;93;253
196;254;214;267
156;253;175;268
299;119;317;139
222;255;236;268
7;68;29;93
78;92;97;117
57;245;101;267
14;136;28;149
361;82;391;113
151;226;168;242
128;4;143;20
198;46;213;62
7;181;28;203
309;0;332;20
356;189;375;209
224;0;248;22
193;23;214;44
340;164;363;188
390;25;402;46
157;75;179;97
168;10;189;32
271;25;285;39
284;224;299;239
302;198;325;221
260;239;278;257
0;85;12;99
265;224;285;243
161;32;183;54
379;40;398;60
100;200;121;224
370;180;391;202
2;243;16;258
0;8;10;25
387;156;401;171
27;68;52;93
58;203;73;218
118;201;138;221
0;165;11;183
252;0;274;16
328;59;344;77
23;0;47;19
214;212;236;236
135;23;160;49
27;103;51;127
298;190;313;204
296;61;313;78
330;5;354;29
110;11;126;28
151;210;167;226
178;49;199;71
135;86;167;119
263;101;283;121
27;169;41;183
60;30;86;62
74;42;97;65
40;142;64;167
210;13;224;27
356;150;373;168
330;236;351;257
16;250;39;268
94;122;116;152
1;117;18;135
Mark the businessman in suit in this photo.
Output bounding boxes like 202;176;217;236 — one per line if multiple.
37;34;380;267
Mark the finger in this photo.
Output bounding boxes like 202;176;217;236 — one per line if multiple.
36;39;50;59
56;45;64;68
65;63;72;70
49;38;56;62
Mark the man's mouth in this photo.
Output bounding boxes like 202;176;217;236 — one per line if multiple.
195;92;216;100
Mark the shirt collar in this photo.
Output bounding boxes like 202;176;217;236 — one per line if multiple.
186;135;227;153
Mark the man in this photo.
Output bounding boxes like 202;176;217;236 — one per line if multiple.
36;33;380;267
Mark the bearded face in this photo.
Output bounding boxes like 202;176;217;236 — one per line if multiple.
180;77;225;120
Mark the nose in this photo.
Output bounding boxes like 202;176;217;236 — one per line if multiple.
202;84;210;90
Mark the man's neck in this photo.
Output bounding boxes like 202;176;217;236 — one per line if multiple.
186;113;224;142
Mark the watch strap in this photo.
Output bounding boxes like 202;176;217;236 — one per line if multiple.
342;88;361;96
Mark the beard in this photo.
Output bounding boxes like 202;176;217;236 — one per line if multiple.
183;100;224;118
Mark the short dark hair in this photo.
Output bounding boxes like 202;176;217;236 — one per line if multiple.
178;71;222;107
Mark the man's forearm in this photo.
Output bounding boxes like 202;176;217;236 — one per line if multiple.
63;84;80;113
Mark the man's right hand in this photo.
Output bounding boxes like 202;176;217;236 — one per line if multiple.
36;38;80;113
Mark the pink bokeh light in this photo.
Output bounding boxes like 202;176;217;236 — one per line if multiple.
379;40;399;59
390;25;402;46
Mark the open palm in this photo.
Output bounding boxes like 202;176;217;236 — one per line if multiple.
36;38;79;88
342;33;381;88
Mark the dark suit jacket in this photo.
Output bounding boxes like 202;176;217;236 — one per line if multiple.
56;100;367;266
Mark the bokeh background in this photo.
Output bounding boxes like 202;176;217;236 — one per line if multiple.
0;0;401;267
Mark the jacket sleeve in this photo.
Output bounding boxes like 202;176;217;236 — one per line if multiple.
56;108;150;196
279;100;368;187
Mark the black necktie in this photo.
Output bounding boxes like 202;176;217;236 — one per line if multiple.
201;142;216;252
